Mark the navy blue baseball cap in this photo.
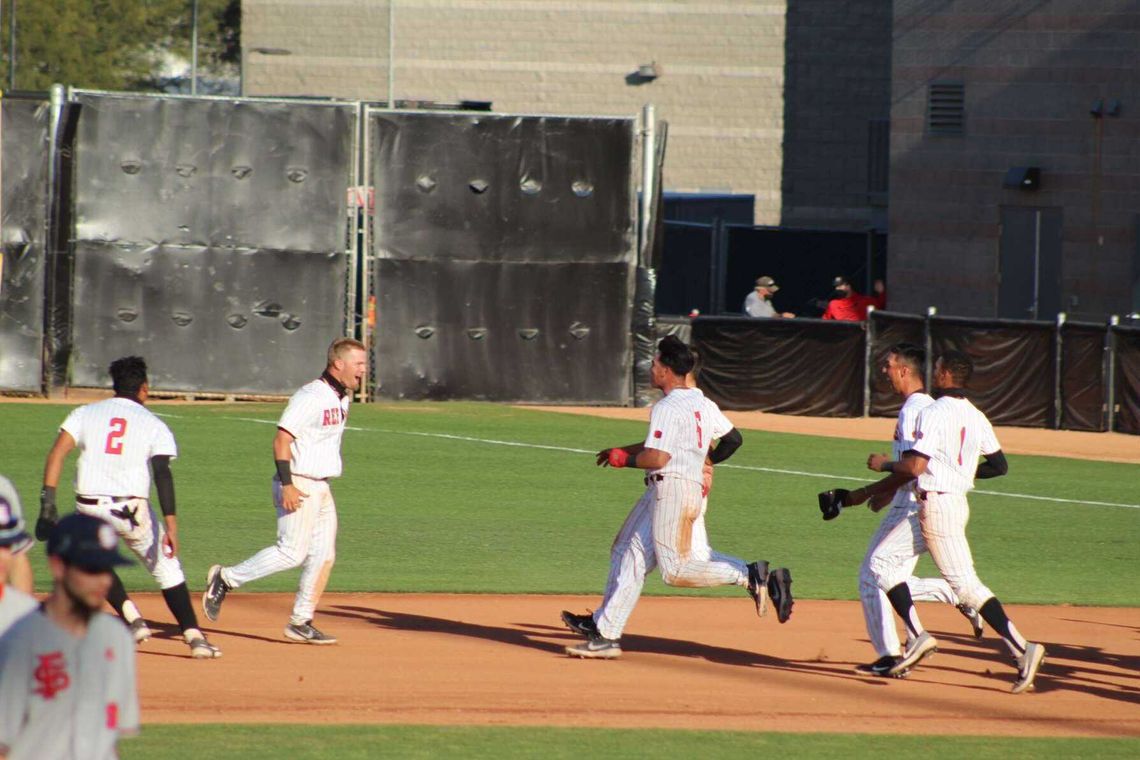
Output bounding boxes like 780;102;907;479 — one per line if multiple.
0;475;30;548
46;513;132;569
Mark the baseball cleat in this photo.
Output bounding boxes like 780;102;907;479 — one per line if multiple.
202;564;229;622
129;618;152;644
767;567;794;623
889;631;937;676
854;655;909;678
284;621;338;645
746;561;770;617
1011;642;1045;694
957;603;985;639
565;635;621;660
560;610;599;638
188;637;223;659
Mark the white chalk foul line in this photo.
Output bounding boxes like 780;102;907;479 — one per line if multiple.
224;416;1140;511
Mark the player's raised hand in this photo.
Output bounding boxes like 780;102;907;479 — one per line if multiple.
867;453;890;472
281;483;308;512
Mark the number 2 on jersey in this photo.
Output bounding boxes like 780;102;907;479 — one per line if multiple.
694;411;703;447
105;417;128;455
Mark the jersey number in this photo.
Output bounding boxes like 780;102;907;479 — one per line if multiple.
957;427;966;466
694;411;703;447
105;418;128;455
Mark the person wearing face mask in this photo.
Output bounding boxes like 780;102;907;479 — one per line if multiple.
822;276;886;321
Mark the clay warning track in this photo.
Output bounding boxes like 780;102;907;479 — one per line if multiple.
129;593;1140;737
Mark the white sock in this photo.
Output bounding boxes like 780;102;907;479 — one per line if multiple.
122;601;142;624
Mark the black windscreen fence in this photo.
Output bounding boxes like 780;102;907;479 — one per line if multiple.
692;316;865;416
1115;326;1140;435
0;96;50;391
1060;322;1107;432
65;93;355;394
367;110;636;403
930;318;1055;428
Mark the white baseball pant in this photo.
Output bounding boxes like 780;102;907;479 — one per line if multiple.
75;496;186;589
859;504;959;657
222;475;338;625
594;477;747;640
920;492;994;611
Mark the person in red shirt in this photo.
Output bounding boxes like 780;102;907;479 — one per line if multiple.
822;276;886;321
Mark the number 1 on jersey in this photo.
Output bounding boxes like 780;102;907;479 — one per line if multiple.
695;411;703;447
105;417;128;455
957;426;966;466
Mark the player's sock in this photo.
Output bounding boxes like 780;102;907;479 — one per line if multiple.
886;583;925;638
108;571;138;622
182;627;204;643
978;597;1027;655
161;582;201;633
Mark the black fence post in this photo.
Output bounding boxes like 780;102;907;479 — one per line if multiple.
1106;315;1119;432
1054;312;1065;429
924;306;937;390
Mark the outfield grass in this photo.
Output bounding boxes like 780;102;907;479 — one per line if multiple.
116;725;1140;759
2;401;1136;606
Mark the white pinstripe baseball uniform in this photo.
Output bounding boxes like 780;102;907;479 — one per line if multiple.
859;392;960;658
59;398;186;589
219;377;350;626
910;395;999;612
594;388;748;641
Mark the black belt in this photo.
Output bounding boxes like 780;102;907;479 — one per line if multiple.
77;495;137;505
916;489;947;501
643;474;665;486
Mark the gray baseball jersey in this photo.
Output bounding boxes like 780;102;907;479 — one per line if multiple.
0;610;138;760
0;587;37;638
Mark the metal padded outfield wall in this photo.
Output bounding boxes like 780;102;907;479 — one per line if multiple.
365;110;636;403
0;95;50;391
64;91;357;394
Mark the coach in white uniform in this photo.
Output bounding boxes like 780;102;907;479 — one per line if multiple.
564;336;793;659
202;338;367;644
859;350;1045;692
0;513;139;760
38;356;220;659
837;344;982;677
0;477;37;637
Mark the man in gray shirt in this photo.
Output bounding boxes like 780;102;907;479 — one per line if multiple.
743;276;794;318
0;514;139;760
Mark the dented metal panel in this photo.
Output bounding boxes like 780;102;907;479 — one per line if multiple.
0;96;50;391
367;110;637;403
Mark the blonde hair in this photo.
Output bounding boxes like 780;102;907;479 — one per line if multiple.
327;337;366;366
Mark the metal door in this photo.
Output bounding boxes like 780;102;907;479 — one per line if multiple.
998;206;1062;319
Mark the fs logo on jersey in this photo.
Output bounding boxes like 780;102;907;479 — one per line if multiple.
34;652;70;699
322;408;344;426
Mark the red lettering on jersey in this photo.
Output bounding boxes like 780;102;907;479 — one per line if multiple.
653;430;662;438
323;408;342;426
694;411;703;447
957;427;966;466
105;417;128;455
33;651;70;699
106;702;119;729
105;647;115;661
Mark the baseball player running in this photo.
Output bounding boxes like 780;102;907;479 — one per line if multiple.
845;350;1045;692
202;338;366;644
563;336;793;659
38;356;221;659
0;477;38;637
0;513;139;760
843;344;983;677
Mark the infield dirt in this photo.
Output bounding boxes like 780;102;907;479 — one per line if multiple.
131;592;1139;738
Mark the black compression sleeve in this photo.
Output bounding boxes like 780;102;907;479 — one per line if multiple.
707;427;743;464
151;456;177;516
275;459;293;486
975;450;1009;479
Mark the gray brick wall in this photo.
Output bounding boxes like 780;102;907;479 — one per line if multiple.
889;0;1140;319
244;0;792;223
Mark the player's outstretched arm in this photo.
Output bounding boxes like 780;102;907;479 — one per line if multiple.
38;431;76;539
596;443;644;467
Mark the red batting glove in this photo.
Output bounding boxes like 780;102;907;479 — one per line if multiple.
607;448;630;468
